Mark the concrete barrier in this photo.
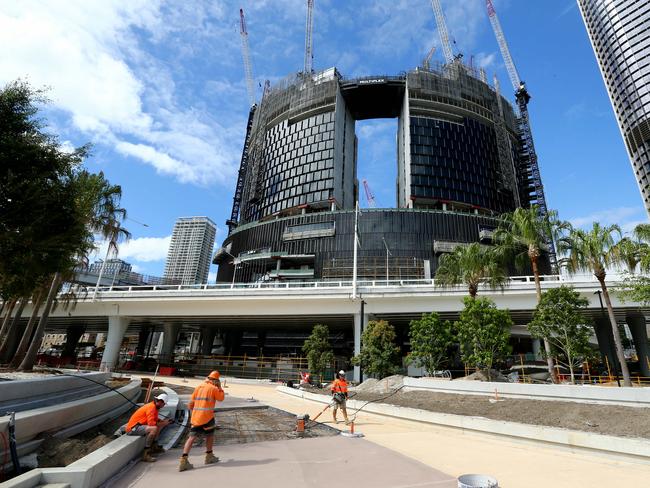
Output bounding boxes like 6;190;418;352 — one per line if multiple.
0;372;110;405
403;377;650;407
2;435;145;488
279;386;650;460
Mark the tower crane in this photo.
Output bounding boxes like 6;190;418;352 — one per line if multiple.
422;45;436;71
430;0;454;65
304;0;314;73
485;0;548;218
362;179;377;208
239;8;255;107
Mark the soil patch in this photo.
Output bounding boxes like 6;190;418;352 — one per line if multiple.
308;380;650;439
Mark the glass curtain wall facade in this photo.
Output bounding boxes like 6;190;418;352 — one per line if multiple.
578;0;650;214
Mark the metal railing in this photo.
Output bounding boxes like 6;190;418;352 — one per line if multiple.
85;274;615;295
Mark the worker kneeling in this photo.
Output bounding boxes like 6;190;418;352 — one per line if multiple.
331;370;350;425
125;393;173;462
179;370;225;472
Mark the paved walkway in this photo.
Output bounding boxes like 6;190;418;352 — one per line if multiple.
126;376;650;487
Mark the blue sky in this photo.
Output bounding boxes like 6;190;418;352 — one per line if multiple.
1;0;646;279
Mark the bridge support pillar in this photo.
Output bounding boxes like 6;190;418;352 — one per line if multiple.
101;316;129;371
161;322;180;364
200;327;217;355
136;326;151;357
594;316;618;373
61;325;86;358
532;338;542;360
353;307;369;383
627;312;650;376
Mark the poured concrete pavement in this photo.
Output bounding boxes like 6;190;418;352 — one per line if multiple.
116;435;456;487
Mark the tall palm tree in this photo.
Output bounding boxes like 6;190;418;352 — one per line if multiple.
615;236;648;274
494;206;571;381
19;171;130;370
559;222;632;386
435;242;507;298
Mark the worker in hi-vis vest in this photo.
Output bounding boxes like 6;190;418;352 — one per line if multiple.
125;393;172;462
179;370;225;472
331;370;350;424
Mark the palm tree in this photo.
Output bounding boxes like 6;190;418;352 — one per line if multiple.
19;171;130;370
494;205;571;381
559;223;632;386
435;242;507;298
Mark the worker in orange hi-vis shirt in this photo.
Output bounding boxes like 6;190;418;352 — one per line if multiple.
331;370;350;425
125;393;173;462
179;370;225;472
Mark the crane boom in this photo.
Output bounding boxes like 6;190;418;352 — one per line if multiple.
486;0;520;92
239;9;255;107
362;179;377;208
430;0;454;64
423;45;436;70
304;0;314;73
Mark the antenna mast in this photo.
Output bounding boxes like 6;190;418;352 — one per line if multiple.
239;8;255;107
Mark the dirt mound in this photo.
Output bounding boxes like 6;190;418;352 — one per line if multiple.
352;375;404;394
458;369;509;382
38;434;112;467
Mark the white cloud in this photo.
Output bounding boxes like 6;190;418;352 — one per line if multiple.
569;207;648;234
0;1;240;187
92;235;171;264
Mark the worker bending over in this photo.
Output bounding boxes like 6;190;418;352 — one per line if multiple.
331;370;350;424
179;370;225;472
126;393;173;462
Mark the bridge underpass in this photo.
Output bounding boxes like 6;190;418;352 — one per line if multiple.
24;276;650;380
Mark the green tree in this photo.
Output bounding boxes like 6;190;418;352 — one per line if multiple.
352;320;401;379
455;296;512;380
528;286;596;383
559;223;632;386
302;324;334;381
435;242;507;298
494;205;571;381
407;312;453;375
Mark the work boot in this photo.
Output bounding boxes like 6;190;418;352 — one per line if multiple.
179;456;194;472
205;452;220;465
150;442;165;454
142;448;157;463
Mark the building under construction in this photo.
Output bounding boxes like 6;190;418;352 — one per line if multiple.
215;61;547;283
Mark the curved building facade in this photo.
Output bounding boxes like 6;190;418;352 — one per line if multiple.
217;63;538;282
578;0;650;214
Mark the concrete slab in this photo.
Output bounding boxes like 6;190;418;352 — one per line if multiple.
158;377;650;488
113;436;456;488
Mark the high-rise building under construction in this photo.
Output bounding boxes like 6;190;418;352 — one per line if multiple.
577;0;650;215
165;216;216;285
215;62;545;283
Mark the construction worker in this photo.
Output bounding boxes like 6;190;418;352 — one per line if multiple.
331;370;350;424
179;370;225;472
125;393;172;462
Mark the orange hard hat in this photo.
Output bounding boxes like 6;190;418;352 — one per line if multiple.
207;370;220;380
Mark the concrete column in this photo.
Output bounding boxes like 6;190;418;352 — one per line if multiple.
627;313;650;376
160;323;180;364
200;327;217;355
94;333;105;348
353;308;369;383
61;326;86;358
532;338;542;360
101;316;129;371
136;326;151;357
594;316;618;373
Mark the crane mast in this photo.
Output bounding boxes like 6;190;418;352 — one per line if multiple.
423;45;436;70
485;0;548;217
362;179;377;208
304;0;314;73
430;0;454;64
239;9;255;107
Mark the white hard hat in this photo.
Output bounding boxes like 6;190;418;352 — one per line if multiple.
154;393;169;404
338;370;345;375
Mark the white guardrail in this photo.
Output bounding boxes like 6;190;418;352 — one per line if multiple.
80;273;618;295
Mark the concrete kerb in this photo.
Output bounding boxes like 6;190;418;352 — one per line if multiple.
278;386;650;461
0;372;110;405
403;377;650;407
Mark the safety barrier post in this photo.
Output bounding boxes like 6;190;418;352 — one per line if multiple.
519;354;526;383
